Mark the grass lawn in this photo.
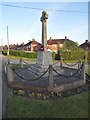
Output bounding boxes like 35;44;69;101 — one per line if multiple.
7;55;84;63
7;55;37;61
7;91;89;118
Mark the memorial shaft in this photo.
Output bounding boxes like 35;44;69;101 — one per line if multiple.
41;11;48;51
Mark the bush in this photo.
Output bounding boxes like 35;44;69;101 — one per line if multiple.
2;49;7;55
60;50;85;60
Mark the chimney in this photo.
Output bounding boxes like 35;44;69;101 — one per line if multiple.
65;36;67;40
85;40;88;43
22;42;24;46
32;38;35;41
50;37;52;41
28;40;31;42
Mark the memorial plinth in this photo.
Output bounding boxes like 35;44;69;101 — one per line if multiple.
36;51;52;68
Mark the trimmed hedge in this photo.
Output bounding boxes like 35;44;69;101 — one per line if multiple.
9;50;37;59
2;49;89;60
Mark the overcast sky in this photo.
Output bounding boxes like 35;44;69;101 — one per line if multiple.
0;1;88;46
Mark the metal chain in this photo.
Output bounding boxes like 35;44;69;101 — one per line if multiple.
51;61;59;66
52;64;83;78
22;59;29;64
12;67;49;81
62;59;80;66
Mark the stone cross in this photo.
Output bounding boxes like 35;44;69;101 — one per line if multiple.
40;11;48;51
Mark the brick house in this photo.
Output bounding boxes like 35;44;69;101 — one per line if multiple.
9;44;18;50
79;40;90;51
3;44;19;50
24;39;41;52
47;36;67;52
17;42;24;50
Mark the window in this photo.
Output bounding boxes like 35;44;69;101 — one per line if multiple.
52;44;56;48
59;44;63;48
29;45;30;48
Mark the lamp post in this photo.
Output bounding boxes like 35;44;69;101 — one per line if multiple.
1;38;3;52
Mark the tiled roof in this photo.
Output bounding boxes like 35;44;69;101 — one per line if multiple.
47;39;65;45
47;38;72;45
24;40;40;46
79;40;90;50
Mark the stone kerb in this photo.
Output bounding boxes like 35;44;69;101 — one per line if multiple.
53;80;85;93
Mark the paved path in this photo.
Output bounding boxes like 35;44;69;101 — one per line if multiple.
0;54;2;120
13;63;82;87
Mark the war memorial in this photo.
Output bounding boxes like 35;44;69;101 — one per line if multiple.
5;11;88;97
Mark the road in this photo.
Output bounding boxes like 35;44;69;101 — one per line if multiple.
0;54;8;119
0;54;2;119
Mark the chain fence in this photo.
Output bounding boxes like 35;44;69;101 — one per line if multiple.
11;65;49;81
62;59;80;67
7;58;85;83
52;63;83;78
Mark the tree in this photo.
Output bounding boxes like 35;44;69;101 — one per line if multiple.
62;39;80;51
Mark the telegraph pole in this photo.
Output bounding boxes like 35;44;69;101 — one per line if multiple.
7;26;9;55
1;38;3;51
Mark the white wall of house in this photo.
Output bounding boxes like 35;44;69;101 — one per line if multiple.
59;44;63;48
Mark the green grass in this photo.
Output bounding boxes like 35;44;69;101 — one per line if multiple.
7;91;89;118
7;55;37;61
7;55;85;63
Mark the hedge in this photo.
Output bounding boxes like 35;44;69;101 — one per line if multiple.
9;50;37;59
2;49;89;60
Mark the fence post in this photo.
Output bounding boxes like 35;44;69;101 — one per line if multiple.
48;65;53;91
78;60;81;74
81;62;86;83
60;58;62;68
7;61;13;85
20;58;23;68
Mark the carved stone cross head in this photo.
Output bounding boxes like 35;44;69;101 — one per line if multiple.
40;11;48;22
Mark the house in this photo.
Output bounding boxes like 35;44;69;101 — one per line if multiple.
24;39;41;52
9;44;18;50
3;45;8;50
17;42;24;50
47;36;70;52
79;40;90;51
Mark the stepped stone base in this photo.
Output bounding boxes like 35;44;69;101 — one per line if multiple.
28;51;52;76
